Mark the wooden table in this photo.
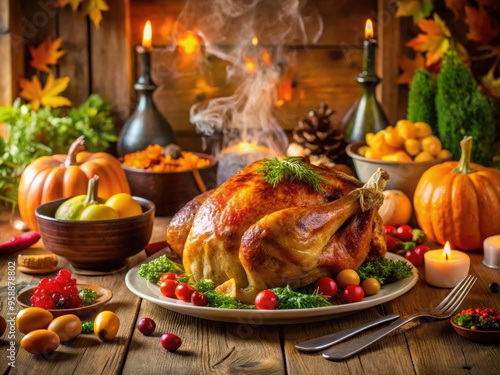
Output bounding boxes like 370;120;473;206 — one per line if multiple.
1;215;500;375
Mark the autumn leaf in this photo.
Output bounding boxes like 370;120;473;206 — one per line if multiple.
465;6;497;44
57;0;83;12
397;53;426;85
87;0;109;29
29;36;66;73
445;0;467;19
481;64;500;98
406;13;453;66
396;0;434;22
19;73;72;111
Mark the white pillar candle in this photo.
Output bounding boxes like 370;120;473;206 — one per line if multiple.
483;235;500;269
424;242;470;288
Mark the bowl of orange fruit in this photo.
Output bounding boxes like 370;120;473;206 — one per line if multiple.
346;120;452;202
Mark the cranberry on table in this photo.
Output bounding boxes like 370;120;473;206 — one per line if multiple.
137;317;156;336
160;332;182;352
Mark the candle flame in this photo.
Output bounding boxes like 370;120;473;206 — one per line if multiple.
252;37;259;46
142;20;152;50
177;32;200;55
365;19;374;39
443;241;451;260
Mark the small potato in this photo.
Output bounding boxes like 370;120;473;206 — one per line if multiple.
16;307;53;334
48;314;82;342
21;329;60;355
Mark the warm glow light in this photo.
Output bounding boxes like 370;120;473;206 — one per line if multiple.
244;57;257;72
177;32;200;55
261;50;271;65
443;241;451;260
142;20;152;50
282;79;293;102
365;19;374;39
252;37;259;46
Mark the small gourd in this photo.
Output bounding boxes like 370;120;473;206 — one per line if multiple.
378;190;412;227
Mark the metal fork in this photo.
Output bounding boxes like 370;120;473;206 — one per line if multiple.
323;274;477;361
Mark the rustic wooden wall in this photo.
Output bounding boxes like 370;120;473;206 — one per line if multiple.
1;0;408;154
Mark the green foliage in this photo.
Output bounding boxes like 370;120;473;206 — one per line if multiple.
407;69;438;132
0;95;118;211
79;288;98;306
138;255;185;284
258;156;330;192
436;50;495;166
271;285;331;309
356;258;413;285
81;321;94;334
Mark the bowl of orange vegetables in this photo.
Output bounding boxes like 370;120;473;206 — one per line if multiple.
346;120;452;202
121;144;218;216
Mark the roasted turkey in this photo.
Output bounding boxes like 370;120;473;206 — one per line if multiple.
166;159;389;304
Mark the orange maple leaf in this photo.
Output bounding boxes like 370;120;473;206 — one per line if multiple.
87;0;109;30
57;0;83;12
397;53;426;85
465;6;497;44
406;14;452;66
19;73;72;111
29;36;66;73
396;0;434;22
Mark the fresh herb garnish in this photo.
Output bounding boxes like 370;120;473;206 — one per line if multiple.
79;288;98;306
81;321;94;334
193;280;250;309
258;157;330;192
138;255;185;284
271;285;331;309
356;258;413;285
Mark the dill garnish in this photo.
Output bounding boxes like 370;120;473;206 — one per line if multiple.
258;157;330;192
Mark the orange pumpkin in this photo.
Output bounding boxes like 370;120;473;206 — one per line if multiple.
18;136;130;231
414;136;500;250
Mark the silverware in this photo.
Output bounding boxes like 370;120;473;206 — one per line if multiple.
323;274;477;361
295;313;399;353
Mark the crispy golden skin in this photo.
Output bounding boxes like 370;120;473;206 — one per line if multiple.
166;159;387;304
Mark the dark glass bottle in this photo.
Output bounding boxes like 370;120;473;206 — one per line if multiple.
117;48;177;157
343;73;389;143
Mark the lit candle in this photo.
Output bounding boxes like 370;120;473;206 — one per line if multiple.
483;235;500;269
142;20;153;51
424;242;470;288
363;19;376;75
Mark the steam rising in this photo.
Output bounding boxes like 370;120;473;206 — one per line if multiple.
173;0;323;154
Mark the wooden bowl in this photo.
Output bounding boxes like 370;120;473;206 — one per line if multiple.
450;317;500;343
346;141;451;202
35;197;155;271
122;153;217;216
17;283;112;318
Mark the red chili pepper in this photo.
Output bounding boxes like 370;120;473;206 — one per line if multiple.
144;241;168;257
0;232;40;254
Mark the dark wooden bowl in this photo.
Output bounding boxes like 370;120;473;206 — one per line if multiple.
450;317;500;343
122;153;217;216
35;197;155;271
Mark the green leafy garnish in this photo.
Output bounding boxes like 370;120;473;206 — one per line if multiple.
271;285;331;309
138;255;185;284
356;258;413;285
193;280;250;309
79;288;98;306
258;157;330;192
81;321;94;334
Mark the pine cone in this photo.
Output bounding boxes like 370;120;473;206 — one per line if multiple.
292;103;347;162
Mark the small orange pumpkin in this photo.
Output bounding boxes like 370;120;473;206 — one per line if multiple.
18;136;130;231
414;136;500;250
